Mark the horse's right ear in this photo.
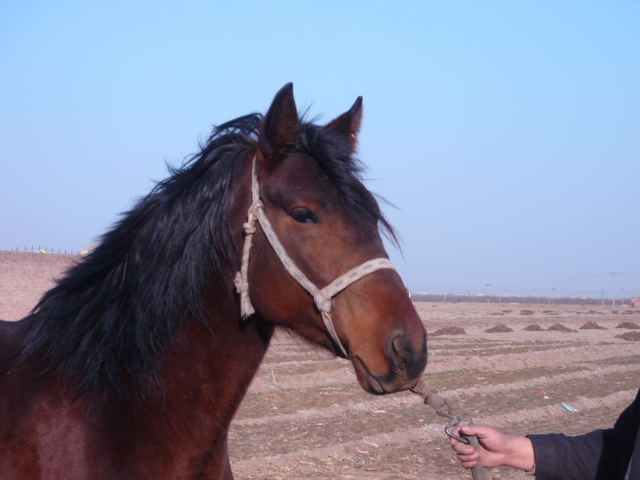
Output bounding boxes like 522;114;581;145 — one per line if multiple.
259;83;299;164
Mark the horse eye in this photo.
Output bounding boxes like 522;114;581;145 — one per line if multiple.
290;208;317;224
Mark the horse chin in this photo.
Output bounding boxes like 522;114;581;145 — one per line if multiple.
350;354;419;395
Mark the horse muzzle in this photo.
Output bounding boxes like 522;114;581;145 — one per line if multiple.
350;329;427;394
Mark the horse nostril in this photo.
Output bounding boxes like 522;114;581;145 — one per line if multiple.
377;329;428;391
392;334;412;364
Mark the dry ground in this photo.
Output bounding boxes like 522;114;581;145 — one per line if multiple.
228;302;640;480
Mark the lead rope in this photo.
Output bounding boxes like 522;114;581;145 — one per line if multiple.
234;156;396;357
410;379;486;480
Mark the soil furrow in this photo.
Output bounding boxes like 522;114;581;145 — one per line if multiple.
234;364;640;426
246;343;638;394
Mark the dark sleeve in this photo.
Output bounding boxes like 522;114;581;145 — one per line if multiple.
527;389;640;480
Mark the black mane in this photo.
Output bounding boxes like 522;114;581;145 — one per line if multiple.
19;113;396;399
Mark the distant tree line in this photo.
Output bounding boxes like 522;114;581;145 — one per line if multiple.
411;293;630;306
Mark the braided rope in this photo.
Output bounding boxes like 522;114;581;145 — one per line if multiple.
234;159;263;319
235;157;396;356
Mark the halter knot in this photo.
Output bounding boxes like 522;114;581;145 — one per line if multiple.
243;200;263;235
234;271;255;318
243;222;257;235
314;290;333;313
234;272;249;291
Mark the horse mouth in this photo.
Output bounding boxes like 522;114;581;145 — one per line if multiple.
350;355;418;395
350;355;384;393
348;328;428;395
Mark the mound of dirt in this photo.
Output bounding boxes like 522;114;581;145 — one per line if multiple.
616;322;640;329
547;323;576;332
580;321;607;330
485;324;513;333
542;310;558;315
431;326;466;336
523;324;544;331
519;310;534;316
615;331;640;341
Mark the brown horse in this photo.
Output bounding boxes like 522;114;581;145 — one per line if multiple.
0;84;427;479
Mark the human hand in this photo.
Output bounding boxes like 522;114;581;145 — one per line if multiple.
449;424;534;472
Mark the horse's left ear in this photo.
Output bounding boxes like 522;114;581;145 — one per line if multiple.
259;83;299;164
324;97;363;152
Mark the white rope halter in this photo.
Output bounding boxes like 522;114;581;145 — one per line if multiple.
234;156;396;357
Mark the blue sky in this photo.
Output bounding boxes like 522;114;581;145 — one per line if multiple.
1;1;638;299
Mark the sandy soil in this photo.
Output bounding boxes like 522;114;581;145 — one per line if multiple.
228;302;640;480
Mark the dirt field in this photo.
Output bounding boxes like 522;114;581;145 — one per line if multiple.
229;302;640;480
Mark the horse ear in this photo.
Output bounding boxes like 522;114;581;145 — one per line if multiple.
324;96;363;152
259;83;299;162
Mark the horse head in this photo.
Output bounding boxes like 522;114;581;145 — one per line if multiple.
236;84;427;394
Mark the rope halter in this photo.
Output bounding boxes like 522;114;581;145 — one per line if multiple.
234;156;396;357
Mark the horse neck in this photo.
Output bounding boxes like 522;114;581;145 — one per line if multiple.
126;155;271;473
153;277;274;449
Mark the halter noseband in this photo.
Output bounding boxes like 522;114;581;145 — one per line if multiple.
234;156;396;357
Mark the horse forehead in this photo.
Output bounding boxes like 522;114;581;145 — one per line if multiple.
276;153;323;180
265;153;336;196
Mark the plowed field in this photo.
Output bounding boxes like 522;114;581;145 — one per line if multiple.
229;302;640;480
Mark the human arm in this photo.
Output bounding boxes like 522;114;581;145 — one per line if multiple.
528;390;640;480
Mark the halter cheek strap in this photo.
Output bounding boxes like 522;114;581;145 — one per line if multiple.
234;156;396;357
